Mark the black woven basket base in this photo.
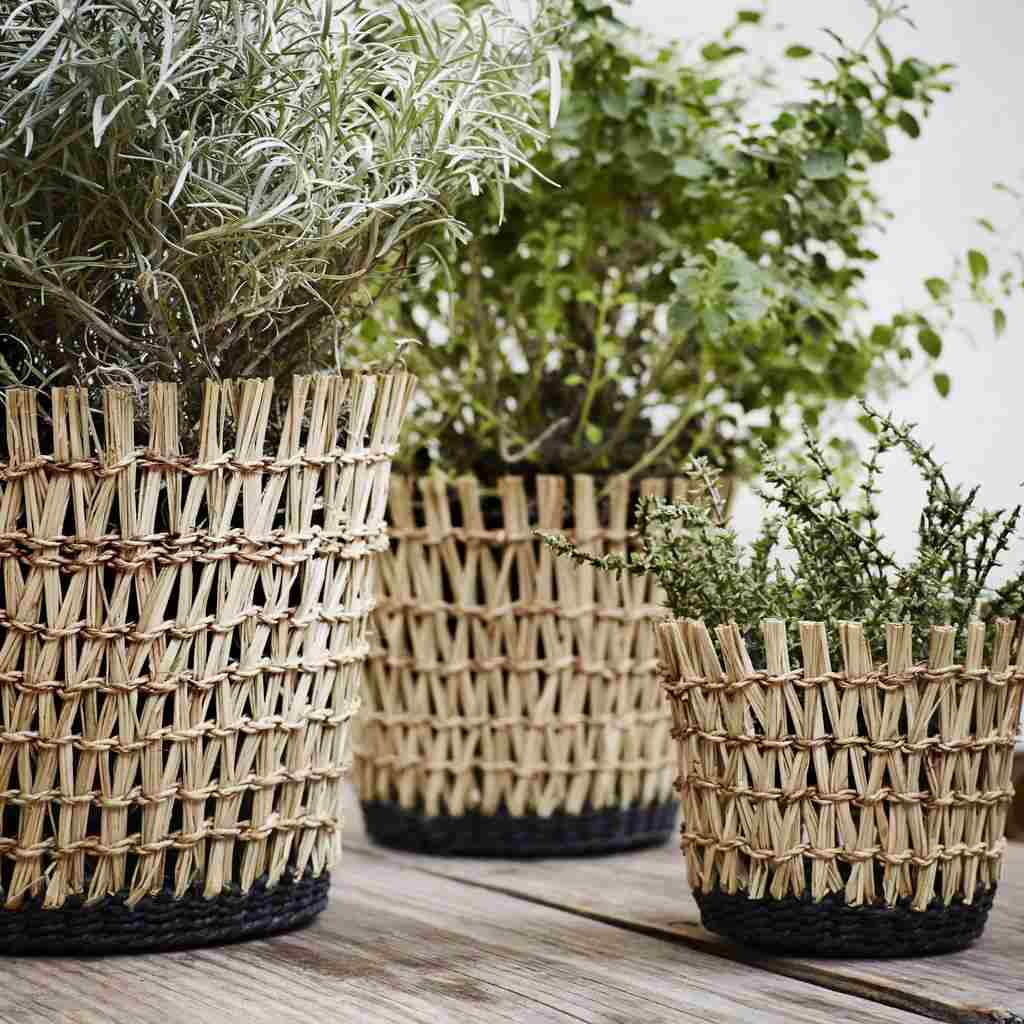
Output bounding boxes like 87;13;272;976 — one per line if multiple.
695;883;995;958
0;869;329;957
361;799;679;858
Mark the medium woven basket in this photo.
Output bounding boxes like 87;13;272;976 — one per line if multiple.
355;473;731;857
656;616;1024;957
0;372;414;954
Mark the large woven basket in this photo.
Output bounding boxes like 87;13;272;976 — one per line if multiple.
0;372;414;954
355;473;731;857
657;616;1024;957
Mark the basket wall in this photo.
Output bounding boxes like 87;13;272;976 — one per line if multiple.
356;473;730;822
0;372;414;915
656;617;1024;913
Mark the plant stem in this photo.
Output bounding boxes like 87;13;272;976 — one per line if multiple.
571;285;612;448
613;349;712;485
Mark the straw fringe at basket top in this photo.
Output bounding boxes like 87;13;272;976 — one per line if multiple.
656;617;1024;911
0;372;415;911
357;474;731;822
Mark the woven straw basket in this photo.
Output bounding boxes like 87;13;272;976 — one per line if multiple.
656;616;1024;957
0;372;414;954
355;473;730;857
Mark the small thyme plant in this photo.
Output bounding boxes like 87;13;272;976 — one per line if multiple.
543;406;1024;665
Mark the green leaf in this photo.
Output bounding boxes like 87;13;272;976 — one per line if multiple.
918;327;942;358
584;423;603;444
924;277;949;301
701;42;744;62
842;106;863;144
802;149;846;180
737;10;762;23
897;110;920;138
784;44;813;59
870;324;894;347
599;93;630;120
634;151;673;184
668;301;698;332
702;307;729;335
564;373;585;387
674;157;711;180
670;267;696;289
993;308;1007;337
890;68;915;99
845;79;871;100
968;248;989;280
646;108;689;141
864;132;892;163
933;372;951;398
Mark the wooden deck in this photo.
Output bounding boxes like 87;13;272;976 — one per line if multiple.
3;786;1022;1024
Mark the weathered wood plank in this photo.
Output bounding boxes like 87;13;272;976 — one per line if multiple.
0;840;930;1024
342;787;1024;1024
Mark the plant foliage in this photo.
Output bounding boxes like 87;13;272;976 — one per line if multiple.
0;0;559;414
543;405;1024;664
357;0;1020;483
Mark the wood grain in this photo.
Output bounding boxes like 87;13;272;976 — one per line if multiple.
0;839;931;1024
342;786;1024;1024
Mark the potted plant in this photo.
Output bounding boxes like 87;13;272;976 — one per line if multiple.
350;1;1016;856
0;0;556;953
546;409;1024;956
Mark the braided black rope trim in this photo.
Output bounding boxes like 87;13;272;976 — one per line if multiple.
694;883;995;958
361;799;678;858
0;869;329;956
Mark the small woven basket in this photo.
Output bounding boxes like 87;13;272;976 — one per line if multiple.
656;616;1024;957
355;474;728;857
0;372;414;954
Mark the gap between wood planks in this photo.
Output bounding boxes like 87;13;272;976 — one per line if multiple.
343;827;1023;1024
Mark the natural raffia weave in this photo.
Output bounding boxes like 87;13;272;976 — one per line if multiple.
656;617;1024;955
355;474;731;855
0;372;414;951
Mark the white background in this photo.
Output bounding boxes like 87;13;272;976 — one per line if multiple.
619;1;1024;577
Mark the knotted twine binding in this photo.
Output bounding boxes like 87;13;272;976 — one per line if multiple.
656;617;1024;912
0;372;415;913
356;474;732;832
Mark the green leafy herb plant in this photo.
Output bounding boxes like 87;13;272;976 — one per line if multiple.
357;0;1020;486
543;405;1024;665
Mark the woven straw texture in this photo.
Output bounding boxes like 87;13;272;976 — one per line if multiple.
657;617;1024;913
0;372;414;913
355;474;731;828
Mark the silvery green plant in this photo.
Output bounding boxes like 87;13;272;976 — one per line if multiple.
0;0;560;413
